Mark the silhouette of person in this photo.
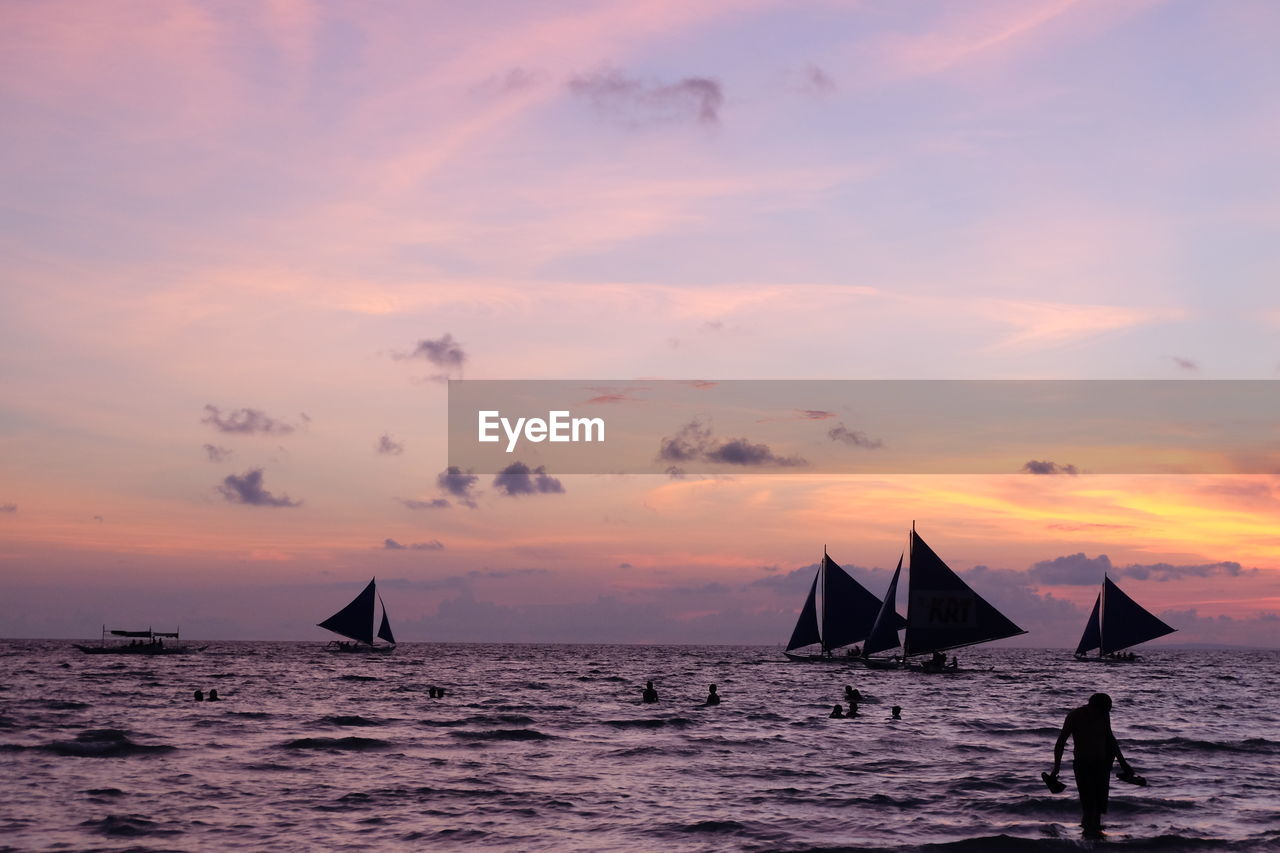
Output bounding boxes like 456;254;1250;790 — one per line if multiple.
641;681;659;703
428;686;437;698
193;689;204;701
829;704;844;718
705;684;720;705
1051;692;1133;835
844;685;863;704
207;689;220;701
848;701;859;717
891;705;902;720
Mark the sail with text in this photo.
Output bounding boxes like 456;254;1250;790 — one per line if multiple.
319;578;396;648
903;529;1025;656
1075;575;1175;657
785;551;906;656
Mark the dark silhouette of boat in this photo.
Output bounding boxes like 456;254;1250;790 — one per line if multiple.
319;578;396;653
1073;575;1175;662
783;548;905;662
75;627;205;655
896;524;1026;672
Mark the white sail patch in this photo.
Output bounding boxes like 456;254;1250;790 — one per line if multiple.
478;410;605;453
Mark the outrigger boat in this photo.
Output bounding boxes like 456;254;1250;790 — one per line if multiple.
319;578;397;653
861;525;1026;672
75;627;205;655
783;548;905;662
1073;575;1175;662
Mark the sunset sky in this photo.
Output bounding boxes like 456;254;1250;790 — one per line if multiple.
2;0;1279;645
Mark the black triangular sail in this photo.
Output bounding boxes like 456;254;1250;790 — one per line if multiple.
1099;576;1175;654
863;554;905;656
821;554;892;651
319;579;377;644
377;595;396;645
786;573;822;652
904;530;1026;655
1075;593;1101;656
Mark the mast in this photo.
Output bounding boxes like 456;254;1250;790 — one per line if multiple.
820;545;827;654
904;524;914;657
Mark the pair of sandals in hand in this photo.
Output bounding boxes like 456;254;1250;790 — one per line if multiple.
1041;766;1148;792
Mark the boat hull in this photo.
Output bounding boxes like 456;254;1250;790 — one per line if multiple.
74;645;205;655
324;644;395;654
783;651;864;664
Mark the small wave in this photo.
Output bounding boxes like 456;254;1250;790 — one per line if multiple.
281;736;392;751
36;699;90;710
339;674;378;681
602;717;694;730
43;729;174;758
450;729;554;742
85;788;125;797
229;710;272;719
79;814;180;838
1140;736;1279;754
320;715;384;727
677;819;747;835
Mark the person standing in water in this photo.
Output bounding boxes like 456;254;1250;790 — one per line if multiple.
641;681;659;703
1050;692;1134;834
705;684;720;705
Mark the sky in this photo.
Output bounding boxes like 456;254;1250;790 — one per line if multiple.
2;0;1279;645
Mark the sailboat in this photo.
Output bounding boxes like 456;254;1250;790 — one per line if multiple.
860;554;906;668
783;549;906;662
1073;575;1175;662
319;578;397;653
902;525;1026;672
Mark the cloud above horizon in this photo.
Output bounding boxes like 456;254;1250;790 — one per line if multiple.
493;462;565;496
376;434;405;455
1022;459;1079;475
658;419;806;467
203;444;232;463
216;468;302;508
202;406;299;436
392;334;467;369
568;69;723;125
383;538;444;551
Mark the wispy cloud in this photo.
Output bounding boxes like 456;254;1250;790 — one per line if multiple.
216;468;301;508
1171;356;1199;371
1022;459;1078;475
202;405;299;436
828;423;884;449
0;503;16;513
568;68;723;125
658;419;806;467
203;443;232;463
392;334;467;369
376;434;405;455
437;466;479;508
398;497;451;510
383;538;444;551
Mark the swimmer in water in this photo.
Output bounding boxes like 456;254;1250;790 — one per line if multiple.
829;704;844;718
705;684;720;705
641;681;659;703
193;689;204;702
891;705;902;720
207;689;219;701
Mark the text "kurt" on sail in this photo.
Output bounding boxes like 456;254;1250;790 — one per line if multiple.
478;410;605;453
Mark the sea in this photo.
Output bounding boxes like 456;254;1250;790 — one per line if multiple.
0;642;1276;852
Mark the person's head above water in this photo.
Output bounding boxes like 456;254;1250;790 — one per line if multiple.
1088;693;1113;713
646;681;654;688
708;684;717;693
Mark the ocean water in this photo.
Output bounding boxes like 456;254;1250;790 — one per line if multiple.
0;642;1276;852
